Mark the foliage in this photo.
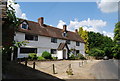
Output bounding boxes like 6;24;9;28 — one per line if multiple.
28;53;37;60
76;53;86;60
69;54;86;60
78;27;89;54
69;54;76;60
66;68;73;75
2;1;27;61
113;22;120;59
42;51;52;59
112;45;120;59
88;32;114;50
88;31;114;58
52;57;58;60
114;22;120;43
13;41;29;48
89;48;105;59
103;47;113;59
6;2;21;29
37;56;45;60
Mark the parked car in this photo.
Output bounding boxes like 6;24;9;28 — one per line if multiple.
103;56;109;60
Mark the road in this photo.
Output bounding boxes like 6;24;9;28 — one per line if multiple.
91;59;119;79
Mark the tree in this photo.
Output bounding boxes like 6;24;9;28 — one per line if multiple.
89;48;105;59
113;22;120;59
78;27;89;54
114;22;120;43
88;31;114;58
2;1;28;61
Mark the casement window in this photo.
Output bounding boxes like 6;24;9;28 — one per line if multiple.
51;49;57;54
25;34;38;41
51;37;57;43
76;41;80;46
20;48;37;53
66;40;70;44
21;22;28;29
76;50;79;54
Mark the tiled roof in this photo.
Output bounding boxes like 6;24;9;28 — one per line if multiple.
57;43;69;50
17;19;85;43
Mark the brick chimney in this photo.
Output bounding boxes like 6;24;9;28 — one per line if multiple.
63;25;67;32
75;29;78;33
38;17;44;26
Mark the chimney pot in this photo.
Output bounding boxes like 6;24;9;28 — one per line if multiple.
75;29;78;33
63;25;67;32
38;17;44;26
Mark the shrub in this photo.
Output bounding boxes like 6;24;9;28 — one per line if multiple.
28;53;37;60
76;53;86;60
42;51;52;59
69;54;75;60
37;56;45;60
52;57;58;60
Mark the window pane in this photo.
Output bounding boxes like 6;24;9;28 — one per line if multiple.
66;40;70;44
51;49;56;54
25;34;38;41
34;36;38;41
22;24;28;29
51;37;57;43
20;48;37;53
76;50;79;54
76;42;80;46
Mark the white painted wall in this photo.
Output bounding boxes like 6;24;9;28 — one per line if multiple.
14;32;85;58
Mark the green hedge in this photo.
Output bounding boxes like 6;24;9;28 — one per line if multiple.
42;51;52;59
37;56;45;60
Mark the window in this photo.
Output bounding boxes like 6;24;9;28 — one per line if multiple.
76;41;80;46
20;48;37;53
76;50;79;54
21;22;28;29
25;34;38;41
62;32;67;37
51;37;57;43
51;49;57;54
66;40;70;44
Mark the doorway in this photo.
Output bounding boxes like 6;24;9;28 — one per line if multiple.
63;49;66;59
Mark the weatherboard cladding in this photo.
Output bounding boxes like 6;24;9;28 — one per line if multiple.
18;19;85;43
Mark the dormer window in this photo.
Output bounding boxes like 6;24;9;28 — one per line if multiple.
63;32;67;37
21;21;28;29
76;41;80;46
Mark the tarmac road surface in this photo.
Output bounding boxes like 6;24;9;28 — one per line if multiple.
91;59;119;79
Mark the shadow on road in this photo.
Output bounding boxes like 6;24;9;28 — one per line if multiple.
2;61;65;81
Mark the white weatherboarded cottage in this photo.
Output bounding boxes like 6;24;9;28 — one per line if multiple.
14;17;85;59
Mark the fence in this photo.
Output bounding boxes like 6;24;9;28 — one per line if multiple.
19;60;92;75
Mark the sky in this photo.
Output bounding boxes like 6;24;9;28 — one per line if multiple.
7;0;120;39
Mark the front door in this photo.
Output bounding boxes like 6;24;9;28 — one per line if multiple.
63;49;66;59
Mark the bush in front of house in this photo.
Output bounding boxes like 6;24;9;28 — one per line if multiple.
37;56;45;60
52;57;58;60
69;54;86;60
42;51;52;59
76;53;86;60
69;54;76;60
28;53;37;60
